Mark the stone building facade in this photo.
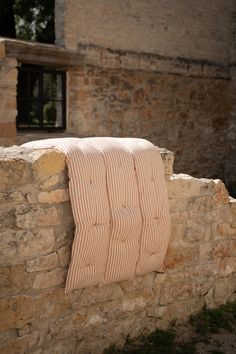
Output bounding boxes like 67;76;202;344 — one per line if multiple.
57;0;236;193
0;0;235;193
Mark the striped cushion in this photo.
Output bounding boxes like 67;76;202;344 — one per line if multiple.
22;137;170;292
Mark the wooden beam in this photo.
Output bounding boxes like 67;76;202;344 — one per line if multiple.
1;38;84;66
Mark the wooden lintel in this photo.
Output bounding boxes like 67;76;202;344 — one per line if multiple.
1;38;83;67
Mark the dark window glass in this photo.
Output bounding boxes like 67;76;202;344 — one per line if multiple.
17;64;66;130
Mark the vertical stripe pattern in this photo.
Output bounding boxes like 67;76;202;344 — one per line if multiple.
22;137;170;292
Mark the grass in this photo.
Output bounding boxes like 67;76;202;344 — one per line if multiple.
103;301;236;354
104;330;197;354
190;301;236;337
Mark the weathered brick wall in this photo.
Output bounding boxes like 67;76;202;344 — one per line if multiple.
0;146;236;354
67;62;230;179
55;0;233;64
0;42;17;146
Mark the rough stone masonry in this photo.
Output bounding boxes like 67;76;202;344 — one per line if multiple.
0;146;235;353
55;0;236;192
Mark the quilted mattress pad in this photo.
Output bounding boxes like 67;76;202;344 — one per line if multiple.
22;137;170;292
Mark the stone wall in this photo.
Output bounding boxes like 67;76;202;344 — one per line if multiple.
0;42;17;146
55;0;233;64
54;0;236;191
0;146;236;354
67;61;230;179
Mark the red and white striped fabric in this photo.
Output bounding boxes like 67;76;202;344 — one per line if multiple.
22;137;170;293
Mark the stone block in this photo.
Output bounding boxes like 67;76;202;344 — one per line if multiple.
0;331;39;354
0;191;25;202
32;150;66;180
42;338;76;354
170;210;188;224
169;198;189;213
54;223;75;248
120;272;155;293
57;245;71;267
199;240;233;263
0;122;16;138
164;241;199;270
0;264;33;296
5;68;18;82
187;196;216;217
0;329;17;347
26;253;59;272
39;175;60;190
33;268;65;289
159;279;199;305
16;206;61;229
155;297;204;325
211;240;233;259
213;277;235;306
49;311;86;339
0;229;18;264
167;174;202;199
0;157;29;192
0;41;6;58
0;294;42;331
186;220;210;242
229;197;236;215
77;283;124;308
171;223;187;242
121;288;154;313
199;242;213;262
0;207;16;229
212;180;229;204
158;148;174;176
219;256;236;276
38;188;70;204
217;222;231;237
17;229;55;259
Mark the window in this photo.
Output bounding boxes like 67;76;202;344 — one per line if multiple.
17;64;66;130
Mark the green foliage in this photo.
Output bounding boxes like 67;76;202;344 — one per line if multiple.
14;0;55;43
176;341;197;354
0;0;54;43
190;302;236;337
104;329;197;354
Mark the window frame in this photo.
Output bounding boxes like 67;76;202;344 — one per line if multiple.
16;64;66;131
